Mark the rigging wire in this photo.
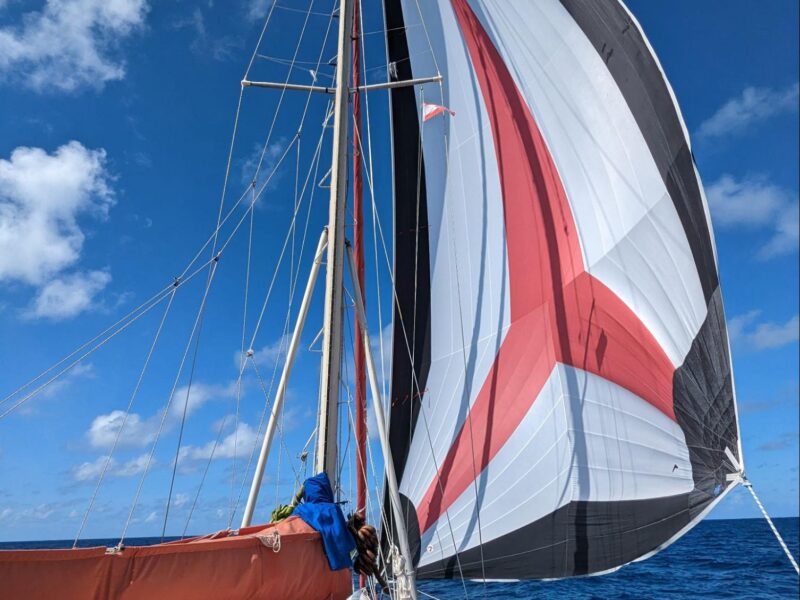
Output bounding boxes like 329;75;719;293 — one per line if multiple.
357;1;389;403
161;264;216;540
120;259;220;544
226;106;329;527
0;284;172;410
0;175;267;420
359;83;471;600
231;188;256;522
430;84;488;588
72;286;179;547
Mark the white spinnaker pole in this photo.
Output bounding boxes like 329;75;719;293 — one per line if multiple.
346;243;417;600
315;0;354;485
240;229;328;528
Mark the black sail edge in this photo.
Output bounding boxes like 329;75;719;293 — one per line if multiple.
380;0;431;569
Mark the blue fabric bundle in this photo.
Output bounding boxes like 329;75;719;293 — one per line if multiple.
293;473;357;571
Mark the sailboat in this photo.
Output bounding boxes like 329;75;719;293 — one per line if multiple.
1;1;796;599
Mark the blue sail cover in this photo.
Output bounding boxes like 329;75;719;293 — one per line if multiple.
293;473;357;571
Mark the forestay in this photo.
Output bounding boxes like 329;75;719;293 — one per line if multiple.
383;0;742;579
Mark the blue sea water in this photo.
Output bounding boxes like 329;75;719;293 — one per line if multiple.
1;518;797;598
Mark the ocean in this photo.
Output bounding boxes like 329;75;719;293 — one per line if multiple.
1;517;797;599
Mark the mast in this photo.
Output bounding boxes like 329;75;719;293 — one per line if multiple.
351;0;368;588
315;0;354;485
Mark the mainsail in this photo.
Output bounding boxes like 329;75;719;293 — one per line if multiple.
384;0;742;579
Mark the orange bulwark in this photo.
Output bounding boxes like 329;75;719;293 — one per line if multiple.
0;517;352;600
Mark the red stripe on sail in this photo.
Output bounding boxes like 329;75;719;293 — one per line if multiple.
415;0;676;535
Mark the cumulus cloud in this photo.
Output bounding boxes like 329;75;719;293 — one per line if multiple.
87;381;237;450
73;455;109;482
174;8;237;62
0;141;115;319
170;381;236;419
178;422;258;465
0;0;149;92
115;453;150;477
239;139;287;194
246;0;274;21
236;334;290;370
0;141;113;284
706;174;799;260
728;310;799;351
697;83;799;140
73;452;150;481
87;410;158;449
27;270;111;319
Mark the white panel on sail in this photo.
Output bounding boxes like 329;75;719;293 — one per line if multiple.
416;363;694;568
463;0;708;367
396;0;512;500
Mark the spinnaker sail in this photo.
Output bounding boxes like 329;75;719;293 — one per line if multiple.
384;0;742;579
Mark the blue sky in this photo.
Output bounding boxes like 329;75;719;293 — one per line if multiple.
0;0;797;542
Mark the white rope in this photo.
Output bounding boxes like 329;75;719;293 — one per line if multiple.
72;287;178;546
119;260;220;544
428;82;489;588
417;591;445;600
161;261;217;540
357;2;388;401
247;0;318;190
249;356;302;486
273;3;332;18
362;67;471;600
744;478;799;574
0;288;171;420
0;283;168;411
231;190;255;520
226;110;328;527
183;406;229;537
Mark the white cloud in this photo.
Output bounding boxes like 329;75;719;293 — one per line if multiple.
237;334;290;370
174;8;236;62
73;452;150;481
247;0;273;21
115;453;150;477
27;269;111;320
178;422;258;465
706;174;799;260
697;83;799;140
87;410;157;449
21;503;56;520
0;141;113;285
87;381;237;450
38;361;94;400
239;139;287;194
73;455;110;481
729;310;799;351
758;202;800;260
0;0;149;92
170;381;236;419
